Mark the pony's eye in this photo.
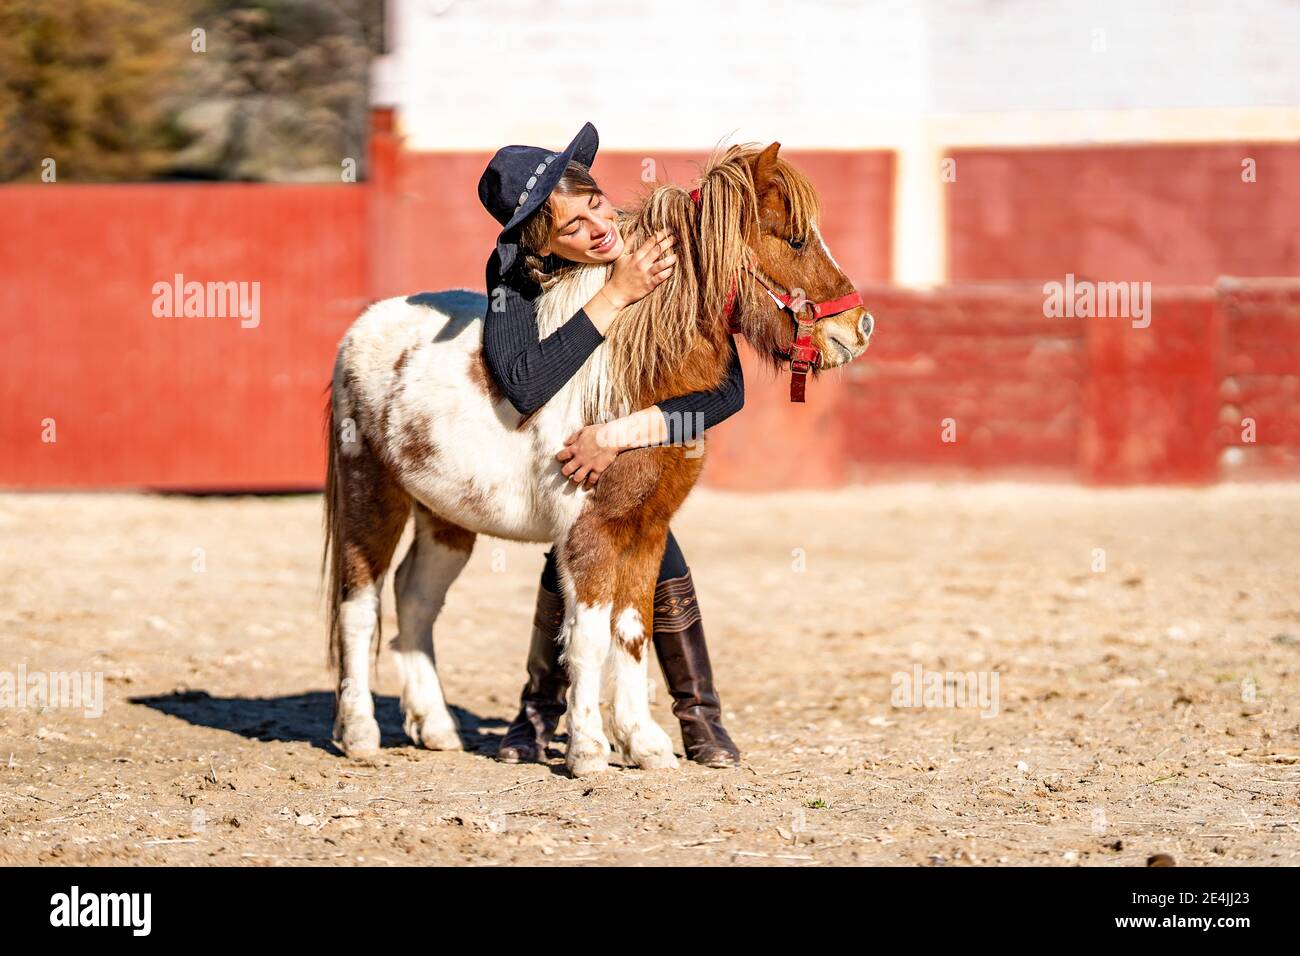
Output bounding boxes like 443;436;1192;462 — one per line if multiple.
788;236;805;250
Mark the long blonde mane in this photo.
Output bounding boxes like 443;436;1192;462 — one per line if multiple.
536;144;823;421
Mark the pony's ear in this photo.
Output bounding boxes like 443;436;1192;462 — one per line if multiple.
750;142;782;195
750;142;784;229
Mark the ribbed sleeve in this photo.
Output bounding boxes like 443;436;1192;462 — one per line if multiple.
482;251;606;415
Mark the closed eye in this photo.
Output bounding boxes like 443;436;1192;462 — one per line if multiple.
562;195;604;237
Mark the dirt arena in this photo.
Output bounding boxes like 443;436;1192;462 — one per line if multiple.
1;484;1297;866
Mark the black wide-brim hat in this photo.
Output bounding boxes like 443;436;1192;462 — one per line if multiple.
477;122;599;275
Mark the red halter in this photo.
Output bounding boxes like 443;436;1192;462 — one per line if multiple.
689;188;862;402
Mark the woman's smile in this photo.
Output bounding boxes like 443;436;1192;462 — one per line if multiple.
591;224;620;257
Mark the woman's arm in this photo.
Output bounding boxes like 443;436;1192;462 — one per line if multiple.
557;340;746;485
482;253;607;416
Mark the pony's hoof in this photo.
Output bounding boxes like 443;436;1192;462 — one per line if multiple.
629;727;679;770
567;752;610;777
633;748;679;771
337;718;381;758
406;714;462;751
420;727;463;751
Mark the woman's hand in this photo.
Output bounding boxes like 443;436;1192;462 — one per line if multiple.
602;229;676;310
556;423;622;487
555;406;670;487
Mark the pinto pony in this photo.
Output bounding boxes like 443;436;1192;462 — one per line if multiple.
324;142;874;776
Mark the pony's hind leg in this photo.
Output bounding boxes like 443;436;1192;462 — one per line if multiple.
393;502;475;751
325;422;411;758
608;576;678;770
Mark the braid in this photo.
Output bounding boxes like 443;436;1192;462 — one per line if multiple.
522;250;576;292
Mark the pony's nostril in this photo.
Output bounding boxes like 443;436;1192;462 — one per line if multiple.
859;311;874;338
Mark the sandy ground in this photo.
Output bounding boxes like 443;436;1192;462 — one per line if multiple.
1;484;1298;867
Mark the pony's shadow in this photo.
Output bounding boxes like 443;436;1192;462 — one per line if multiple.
406;290;487;343
404;289;529;432
131;690;508;756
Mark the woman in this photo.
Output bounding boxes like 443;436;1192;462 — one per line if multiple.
476;121;744;768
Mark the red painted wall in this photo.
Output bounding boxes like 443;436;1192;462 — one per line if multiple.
839;283;1086;479
703;281;1090;491
948;144;1300;285
1081;288;1220;484
1217;277;1300;479
712;279;1300;490
0;183;368;489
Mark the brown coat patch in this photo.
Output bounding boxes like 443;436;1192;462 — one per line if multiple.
457;479;492;521
468;349;504;403
413;501;475;554
397;414;437;469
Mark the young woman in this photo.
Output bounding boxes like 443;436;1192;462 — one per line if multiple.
476;122;744;768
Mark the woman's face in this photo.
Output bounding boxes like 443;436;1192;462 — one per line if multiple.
540;191;624;264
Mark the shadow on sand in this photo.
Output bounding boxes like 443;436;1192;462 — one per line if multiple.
131;689;511;756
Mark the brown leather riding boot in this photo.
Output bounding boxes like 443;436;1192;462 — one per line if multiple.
497;584;568;763
652;571;741;768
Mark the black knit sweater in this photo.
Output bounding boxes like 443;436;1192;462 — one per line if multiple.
482;250;744;445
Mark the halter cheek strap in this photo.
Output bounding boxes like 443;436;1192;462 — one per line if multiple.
689;187;863;403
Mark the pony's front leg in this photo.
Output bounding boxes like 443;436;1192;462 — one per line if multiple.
560;594;613;777
609;589;678;770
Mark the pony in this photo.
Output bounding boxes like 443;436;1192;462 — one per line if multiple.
323;142;874;776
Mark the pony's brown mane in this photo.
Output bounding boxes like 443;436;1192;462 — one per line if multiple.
568;144;824;415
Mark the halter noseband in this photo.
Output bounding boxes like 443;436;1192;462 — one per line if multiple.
689;187;863;403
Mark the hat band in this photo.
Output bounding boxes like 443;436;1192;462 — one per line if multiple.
512;153;559;217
